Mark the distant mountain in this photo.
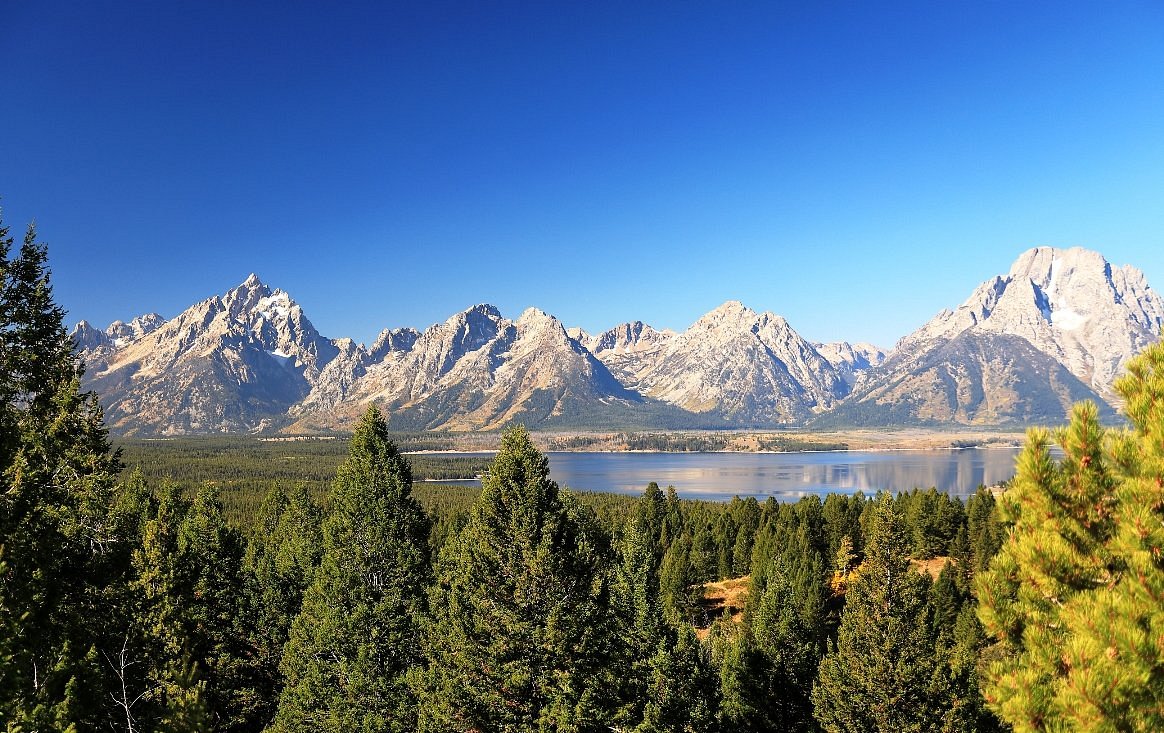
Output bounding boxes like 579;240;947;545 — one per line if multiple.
817;331;1114;427
72;246;1162;434
814;341;886;388
583;321;675;386
824;247;1162;426
294;304;657;431
900;247;1164;401
79;275;338;434
626;301;848;425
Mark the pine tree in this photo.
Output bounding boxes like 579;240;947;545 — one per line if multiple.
612;509;719;733
416;424;616;732
812;494;944;733
714;626;764;732
611;516;666;728
244;483;323;729
637;625;719;733
748;555;821;732
123;481;256;732
128;480;200;730
178;484;256;732
0;215;126;731
270;406;430;733
659;534;703;624
978;339;1164;731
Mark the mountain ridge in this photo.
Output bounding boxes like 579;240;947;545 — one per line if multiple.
74;246;1162;434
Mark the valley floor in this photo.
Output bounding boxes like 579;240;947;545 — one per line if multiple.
424;428;1031;453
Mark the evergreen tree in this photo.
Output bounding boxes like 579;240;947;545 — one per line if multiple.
812;494;944;733
934;606;1006;733
612;505;719;733
270;406;430;733
978;340;1164;731
659;534;703;624
0;215;126;731
417;424;616;732
244;483;323;729
965;487;1003;579
714;626;764;732
123;481;256;732
611;516;666;728
748;556;821;732
178;484;256;732
129;480;205;730
637;625;719;733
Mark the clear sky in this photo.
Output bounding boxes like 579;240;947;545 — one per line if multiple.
3;1;1163;349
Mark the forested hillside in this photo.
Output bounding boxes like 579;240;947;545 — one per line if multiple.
7;221;1164;731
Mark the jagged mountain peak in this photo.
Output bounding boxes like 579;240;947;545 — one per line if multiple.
902;246;1164;399
458;302;503;319
74;246;1162;434
630;301;846;424
565;326;589;344
517;305;553;324
105;312;167;346
72;320;110;351
815;341;887;388
369;327;420;361
589;321;674;355
699;300;755;324
1008;246;1109;283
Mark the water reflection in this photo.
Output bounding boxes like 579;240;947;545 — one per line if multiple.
544;449;1023;501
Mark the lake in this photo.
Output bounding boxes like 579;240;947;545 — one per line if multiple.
429;448;1024;502
546;449;1021;501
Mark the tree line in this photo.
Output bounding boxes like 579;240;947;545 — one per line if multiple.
5;214;1164;731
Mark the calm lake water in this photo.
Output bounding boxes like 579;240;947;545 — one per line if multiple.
431;448;1024;502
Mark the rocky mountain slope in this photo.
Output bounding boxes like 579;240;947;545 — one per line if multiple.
899;247;1163;400
80;276;338;433
817;331;1113;427
626;301;849;425
292;305;657;432
814;341;886;387
823;247;1162;427
72;246;1162;434
580;321;675;385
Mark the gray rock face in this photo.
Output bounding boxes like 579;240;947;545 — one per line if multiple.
819;331;1113;427
324;305;642;431
72;320;112;351
73;246;1162;434
82;275;342;434
585;321;676;385
106;313;166;346
831;247;1161;426
814;341;887;387
626;301;848;425
902;247;1164;401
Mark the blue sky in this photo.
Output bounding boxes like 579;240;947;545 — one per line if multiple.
3;1;1163;349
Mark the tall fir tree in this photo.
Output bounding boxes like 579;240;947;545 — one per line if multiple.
178;484;257;732
416;424;616;733
0;215;126;731
244;483;323;729
812;494;944;733
748;555;822;732
122;481;256;732
270;406;430;733
636;624;719;733
979;339;1164;731
128;480;205;730
611;515;667;728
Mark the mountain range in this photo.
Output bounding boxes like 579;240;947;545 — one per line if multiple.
72;247;1163;435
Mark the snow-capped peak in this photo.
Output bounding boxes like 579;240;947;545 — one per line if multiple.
903;246;1164;399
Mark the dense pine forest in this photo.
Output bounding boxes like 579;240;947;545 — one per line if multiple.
6;218;1164;732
